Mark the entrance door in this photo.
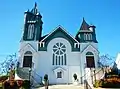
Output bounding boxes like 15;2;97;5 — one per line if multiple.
86;56;95;68
23;56;32;67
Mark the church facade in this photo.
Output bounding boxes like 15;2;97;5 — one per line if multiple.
18;3;99;84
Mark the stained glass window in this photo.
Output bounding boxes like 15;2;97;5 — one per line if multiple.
52;42;66;65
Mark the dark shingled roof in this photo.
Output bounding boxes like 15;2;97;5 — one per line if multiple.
80;18;89;30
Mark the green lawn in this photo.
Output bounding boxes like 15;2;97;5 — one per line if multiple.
0;82;3;89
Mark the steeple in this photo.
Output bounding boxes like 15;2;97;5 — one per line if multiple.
80;18;89;30
75;18;98;43
22;2;43;41
31;2;39;15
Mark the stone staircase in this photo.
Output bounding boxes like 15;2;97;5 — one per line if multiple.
16;67;30;80
16;68;43;88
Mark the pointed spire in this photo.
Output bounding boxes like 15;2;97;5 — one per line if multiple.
31;2;38;15
35;2;37;8
80;17;89;30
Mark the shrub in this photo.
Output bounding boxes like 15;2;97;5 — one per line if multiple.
73;74;77;80
44;74;48;81
93;80;101;88
101;78;120;88
22;80;30;89
0;75;8;82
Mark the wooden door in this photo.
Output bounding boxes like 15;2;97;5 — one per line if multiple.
86;56;95;68
23;56;32;67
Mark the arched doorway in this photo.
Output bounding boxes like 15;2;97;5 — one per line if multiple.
86;52;95;68
23;51;32;68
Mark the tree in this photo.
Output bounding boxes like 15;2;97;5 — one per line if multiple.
0;53;17;75
98;54;115;67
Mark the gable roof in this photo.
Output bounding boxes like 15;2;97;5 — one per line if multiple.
52;66;66;71
19;43;37;53
81;43;99;54
40;25;79;43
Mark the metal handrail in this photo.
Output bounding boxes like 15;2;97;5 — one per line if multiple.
84;80;92;89
31;70;42;83
82;67;105;89
30;69;43;88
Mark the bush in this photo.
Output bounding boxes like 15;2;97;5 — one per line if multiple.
22;80;30;89
73;74;77;80
44;74;48;81
93;80;102;88
0;75;8;82
101;78;120;88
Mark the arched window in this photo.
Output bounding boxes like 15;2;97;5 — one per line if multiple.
89;34;92;40
57;71;62;78
84;33;92;40
86;52;95;68
23;51;32;68
52;42;66;65
27;24;34;39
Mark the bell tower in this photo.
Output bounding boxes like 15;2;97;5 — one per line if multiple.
75;18;98;43
22;2;43;41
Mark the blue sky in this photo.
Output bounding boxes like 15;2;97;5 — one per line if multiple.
0;0;120;62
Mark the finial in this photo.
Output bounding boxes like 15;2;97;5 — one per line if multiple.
83;17;85;21
35;2;37;8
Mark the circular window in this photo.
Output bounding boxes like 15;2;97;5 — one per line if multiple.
53;42;66;55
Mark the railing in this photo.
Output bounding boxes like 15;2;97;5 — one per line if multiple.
84;80;92;89
30;70;43;87
81;67;105;89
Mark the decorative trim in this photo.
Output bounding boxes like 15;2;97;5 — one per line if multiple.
52;66;66;71
27;21;36;23
79;30;92;32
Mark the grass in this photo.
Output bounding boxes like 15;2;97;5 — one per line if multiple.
0;82;3;88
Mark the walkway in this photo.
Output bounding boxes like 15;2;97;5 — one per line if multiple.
33;84;119;89
33;84;84;89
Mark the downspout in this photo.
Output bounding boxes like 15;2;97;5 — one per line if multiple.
80;52;83;84
68;65;69;84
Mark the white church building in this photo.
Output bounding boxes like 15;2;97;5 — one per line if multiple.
17;3;100;85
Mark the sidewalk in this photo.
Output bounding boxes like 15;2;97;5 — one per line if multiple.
33;84;84;89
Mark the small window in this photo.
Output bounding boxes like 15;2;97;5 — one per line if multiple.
57;71;62;78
